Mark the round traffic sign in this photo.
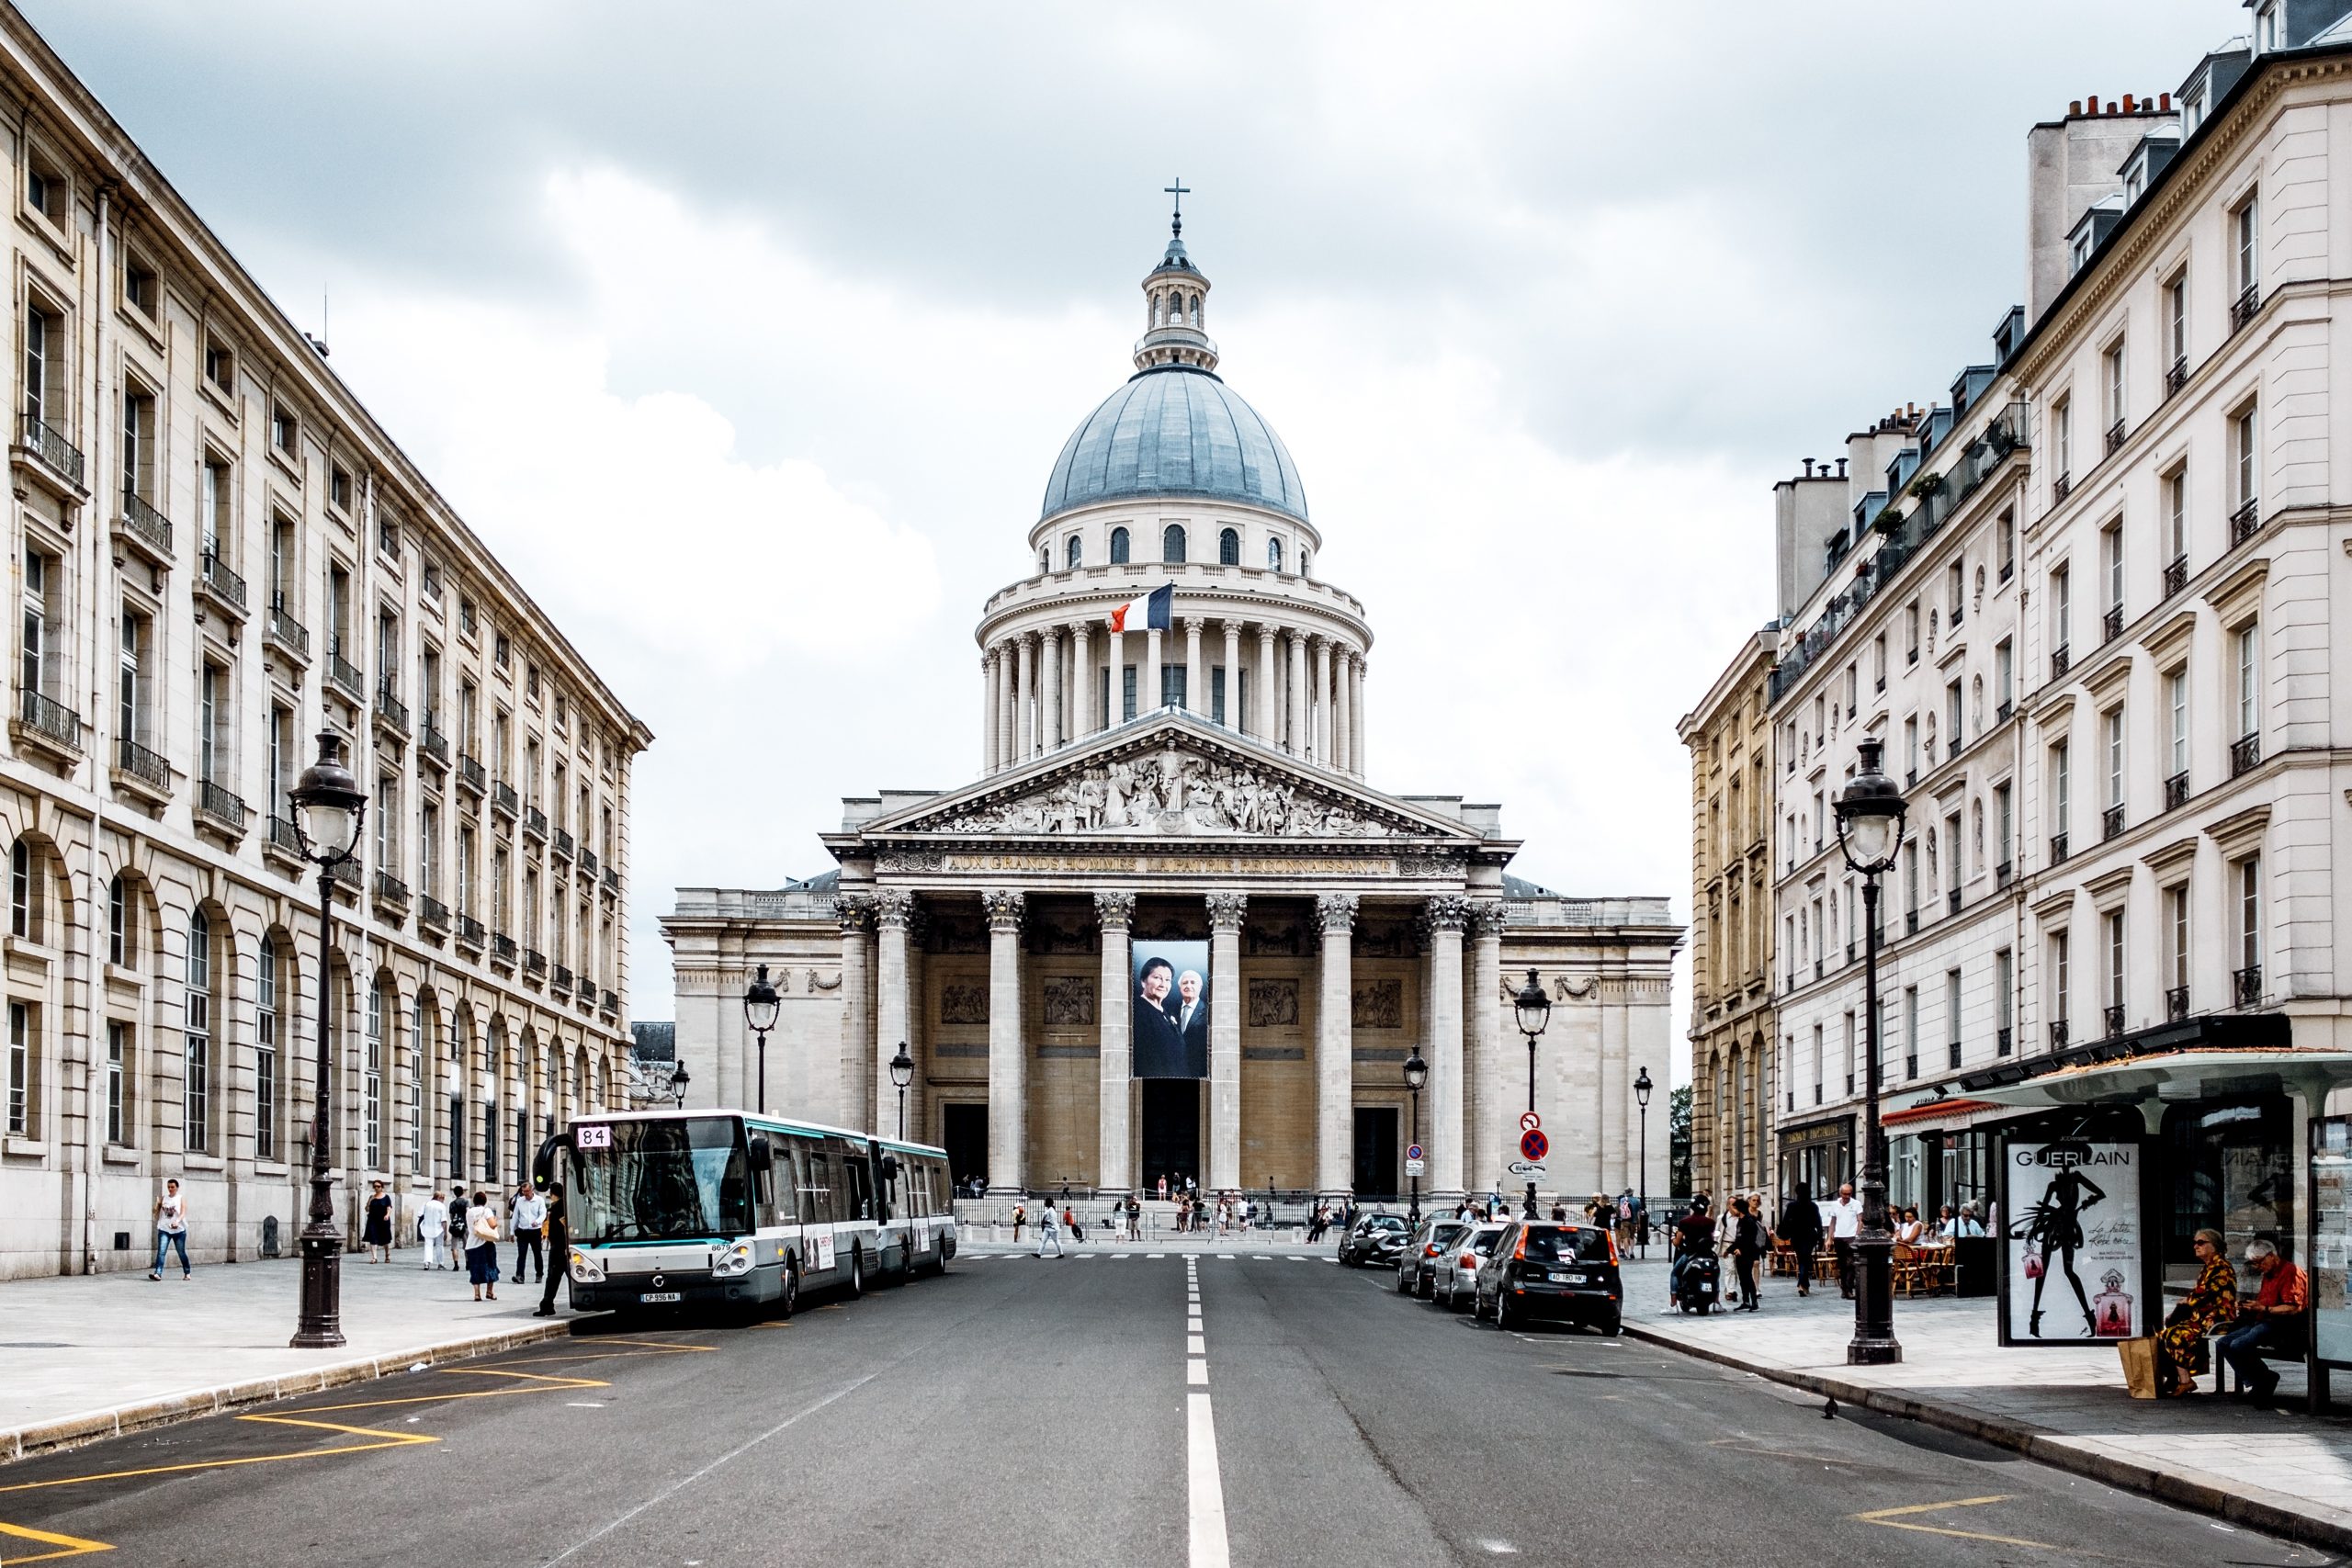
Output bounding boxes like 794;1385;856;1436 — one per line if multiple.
1520;1128;1549;1162
1405;1144;1423;1162
1520;1111;1543;1134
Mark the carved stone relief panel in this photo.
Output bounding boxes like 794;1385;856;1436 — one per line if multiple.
1247;977;1300;1028
1354;916;1419;958
939;982;989;1026
1042;976;1097;1027
1244;908;1306;956
1351;978;1403;1030
922;906;988;954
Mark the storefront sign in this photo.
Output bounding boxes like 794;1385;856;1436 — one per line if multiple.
1996;1137;2148;1347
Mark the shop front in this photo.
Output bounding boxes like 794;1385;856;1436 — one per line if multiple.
1776;1113;1852;1207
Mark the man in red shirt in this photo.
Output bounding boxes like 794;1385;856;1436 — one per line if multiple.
2218;1239;2307;1400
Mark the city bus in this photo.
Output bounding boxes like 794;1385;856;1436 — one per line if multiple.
537;1108;954;1316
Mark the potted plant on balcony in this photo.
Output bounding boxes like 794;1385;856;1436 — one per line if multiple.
1871;502;1905;536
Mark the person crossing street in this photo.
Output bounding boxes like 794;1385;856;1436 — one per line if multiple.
1035;1200;1065;1258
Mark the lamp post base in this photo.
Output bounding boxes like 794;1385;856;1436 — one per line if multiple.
1846;1234;1902;1365
1523;1181;1538;1219
289;1228;346;1348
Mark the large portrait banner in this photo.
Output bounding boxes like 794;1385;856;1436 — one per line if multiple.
1132;940;1210;1079
1998;1137;2147;1347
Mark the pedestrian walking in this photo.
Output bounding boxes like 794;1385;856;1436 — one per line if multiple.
1824;1182;1862;1299
1777;1182;1824;1297
418;1189;450;1269
150;1178;190;1280
364;1179;394;1263
1063;1204;1081;1244
1012;1202;1027;1243
466;1190;503;1302
446;1190;470;1270
1729;1196;1767;1310
1035;1201;1065;1258
1126;1194;1142;1240
512;1180;548;1284
534;1181;571;1317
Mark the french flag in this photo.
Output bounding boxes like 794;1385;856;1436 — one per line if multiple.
1106;583;1173;633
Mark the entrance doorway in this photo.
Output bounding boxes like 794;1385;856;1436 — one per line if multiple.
1141;1079;1201;1191
1353;1106;1399;1199
942;1103;988;1191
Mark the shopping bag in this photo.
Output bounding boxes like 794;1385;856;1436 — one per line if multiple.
2117;1337;2159;1400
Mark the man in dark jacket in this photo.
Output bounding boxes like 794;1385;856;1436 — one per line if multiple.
1777;1183;1825;1297
533;1181;571;1317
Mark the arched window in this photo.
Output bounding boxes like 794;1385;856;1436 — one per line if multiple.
1218;528;1239;566
1190;292;1203;326
450;1010;471;1182
1163;525;1186;563
1109;526;1130;565
1065;536;1082;570
256;939;280;1162
1300;550;1311;579
10;840;38;941
185;909;212;1154
413;988;432;1171
107;874;127;965
365;976;387;1171
1268;537;1284;572
1038;547;1049;574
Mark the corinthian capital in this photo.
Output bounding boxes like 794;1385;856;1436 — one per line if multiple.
1467;900;1509;939
981;889;1026;931
833;893;876;935
1421;895;1472;933
875;887;917;927
1093;890;1136;931
1205;892;1249;931
1316;893;1359;932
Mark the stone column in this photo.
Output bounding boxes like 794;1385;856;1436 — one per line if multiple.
1315;894;1357;1196
1107;627;1125;725
1424;897;1470;1198
873;889;914;1137
984;890;1026;1191
1313;637;1333;766
1015;635;1035;760
1145;626;1163;715
1073;622;1095;738
1221;620;1242;729
1206;892;1248;1195
983;649;1001;774
1184;617;1204;715
1350;655;1365;776
1095;892;1136;1194
1468;901;1506;1195
1337;649;1355;774
997;642;1017;770
1042;629;1061;750
1255;624;1277;741
835;895;874;1129
1298;629;1317;757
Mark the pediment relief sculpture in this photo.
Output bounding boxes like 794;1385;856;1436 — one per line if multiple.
922;751;1406;839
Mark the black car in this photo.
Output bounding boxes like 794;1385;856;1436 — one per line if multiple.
1473;1220;1623;1333
1337;1213;1409;1268
1396;1217;1469;1297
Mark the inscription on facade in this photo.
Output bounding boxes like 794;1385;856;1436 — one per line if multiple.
1247;978;1300;1028
1351;978;1403;1030
939;983;989;1026
1042;976;1097;1027
923;852;1402;877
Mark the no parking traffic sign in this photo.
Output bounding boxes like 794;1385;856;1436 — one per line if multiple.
1520;1127;1549;1162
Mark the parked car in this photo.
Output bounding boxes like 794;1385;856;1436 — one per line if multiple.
1473;1220;1623;1333
1338;1213;1410;1268
1437;1221;1510;1311
1396;1217;1470;1296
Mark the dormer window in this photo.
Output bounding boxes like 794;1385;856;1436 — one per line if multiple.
2256;0;2280;52
2070;231;2093;273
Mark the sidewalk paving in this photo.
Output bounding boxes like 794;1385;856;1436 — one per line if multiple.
1615;1257;2352;1550
0;1255;572;1461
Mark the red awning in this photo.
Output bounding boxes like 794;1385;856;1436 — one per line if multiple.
1882;1097;2006;1133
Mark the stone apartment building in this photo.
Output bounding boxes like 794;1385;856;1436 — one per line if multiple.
1729;2;2352;1298
0;6;650;1278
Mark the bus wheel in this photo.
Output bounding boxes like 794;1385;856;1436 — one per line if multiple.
778;1262;799;1320
847;1247;865;1298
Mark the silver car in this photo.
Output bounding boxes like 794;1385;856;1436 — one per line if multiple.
1436;1221;1509;1311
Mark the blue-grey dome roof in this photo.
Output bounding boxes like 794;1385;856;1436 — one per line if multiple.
1040;365;1307;525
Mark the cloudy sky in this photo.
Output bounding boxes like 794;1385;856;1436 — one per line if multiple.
24;2;2235;1061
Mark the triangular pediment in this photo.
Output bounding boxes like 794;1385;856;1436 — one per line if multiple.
861;712;1482;843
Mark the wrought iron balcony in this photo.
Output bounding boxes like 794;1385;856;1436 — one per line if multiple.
491;931;517;964
326;649;365;701
603;865;620;893
2165;356;2188;398
601;989;619;1015
525;806;548;841
373;870;409;908
2230;496;2261;547
418;893;451;931
17;412;83;487
2051;644;2071;680
1905;908;1920;935
1904;1054;1918;1078
553;963;574;995
2232;733;2262;777
2165;985;2190;1022
2102;1002;2127;1038
266;595;310;661
1948;888;1962;915
16;687;81;752
2101;605;2123;644
525;948;548;978
2104;418;2127;457
1947;737;1960;762
458;753;487;795
2050;1020;2069;1049
327;856;363;891
457;914;486;951
581;846;599;877
118;491;172;558
2165;771;2189;811
553;827;574;861
420;719;449;768
2233;964;2263;1008
197;550;247;615
1999;558;2015;582
2102;803;2125;840
2230;283;2261;334
1846;941;1857;964
2162;555;2188;599
1813;958;1823;981
1996;1025;2012;1056
266;815;302;858
374;683;409;738
2050;832;2069;865
1996;698;2014;723
1948;1042;1962;1071
196;780;247;833
492;781;519;818
115;736;169;790
1996;861;2012;889
2052;470;2072;503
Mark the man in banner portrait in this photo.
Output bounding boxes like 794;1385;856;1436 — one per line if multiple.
1132;946;1211;1077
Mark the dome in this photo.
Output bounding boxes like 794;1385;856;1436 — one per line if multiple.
1039;364;1308;525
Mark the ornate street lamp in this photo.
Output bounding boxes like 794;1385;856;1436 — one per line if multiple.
742;964;780;1114
1634;1066;1654;1258
888;1041;914;1141
1401;1046;1428;1226
1513;968;1551;1219
288;733;366;1349
667;1060;691;1110
1835;735;1910;1366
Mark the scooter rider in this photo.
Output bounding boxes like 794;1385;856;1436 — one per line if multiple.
1671;1195;1715;1301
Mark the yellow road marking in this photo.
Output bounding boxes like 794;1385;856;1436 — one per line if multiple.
0;1519;115;1562
1853;1495;2117;1554
0;1418;434;1495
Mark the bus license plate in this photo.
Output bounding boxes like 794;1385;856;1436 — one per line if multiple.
639;1291;682;1303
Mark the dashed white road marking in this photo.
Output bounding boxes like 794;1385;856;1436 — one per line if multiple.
1188;1389;1231;1568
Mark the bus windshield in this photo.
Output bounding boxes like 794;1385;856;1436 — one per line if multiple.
569;1116;752;1244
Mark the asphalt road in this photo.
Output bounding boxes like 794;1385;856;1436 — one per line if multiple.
0;1247;2328;1568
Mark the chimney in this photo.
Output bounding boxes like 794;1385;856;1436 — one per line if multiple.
2122;94;2136;114
1802;458;1815;478
1837;457;1848;478
2025;91;2183;320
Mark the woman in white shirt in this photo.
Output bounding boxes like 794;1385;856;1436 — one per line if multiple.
465;1190;503;1302
150;1179;190;1280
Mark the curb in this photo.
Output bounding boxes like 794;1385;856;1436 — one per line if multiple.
1621;1321;2352;1553
1;1318;575;1465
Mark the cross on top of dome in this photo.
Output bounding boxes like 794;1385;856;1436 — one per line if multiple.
1139;185;1214;371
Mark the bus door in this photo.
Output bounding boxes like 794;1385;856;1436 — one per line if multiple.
802;1141;839;1273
